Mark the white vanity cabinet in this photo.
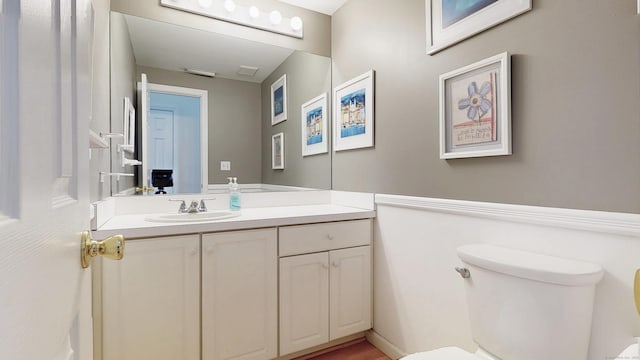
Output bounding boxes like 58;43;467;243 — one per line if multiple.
278;220;372;356
201;228;278;360
101;234;201;360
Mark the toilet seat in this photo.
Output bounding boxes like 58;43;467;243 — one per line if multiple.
401;347;482;360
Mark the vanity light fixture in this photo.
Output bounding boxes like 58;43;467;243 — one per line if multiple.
160;0;303;38
223;0;236;13
269;10;282;25
290;16;303;31
198;0;213;9
249;6;260;19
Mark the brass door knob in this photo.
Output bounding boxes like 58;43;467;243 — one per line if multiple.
136;186;154;193
81;231;125;269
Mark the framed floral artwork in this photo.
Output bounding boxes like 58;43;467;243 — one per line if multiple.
271;74;287;125
439;52;511;159
333;70;375;151
301;93;328;157
272;132;285;169
426;0;531;54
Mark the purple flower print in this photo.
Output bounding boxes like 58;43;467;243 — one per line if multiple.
458;81;492;121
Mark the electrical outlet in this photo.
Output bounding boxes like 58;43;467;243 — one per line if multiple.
220;161;231;171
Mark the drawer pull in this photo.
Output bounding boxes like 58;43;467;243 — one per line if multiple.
327;234;334;240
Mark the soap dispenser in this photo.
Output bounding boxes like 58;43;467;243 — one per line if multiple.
228;177;241;211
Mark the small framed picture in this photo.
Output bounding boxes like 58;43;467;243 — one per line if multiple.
301;93;328;157
333;70;375;151
272;132;285;169
439;52;511;159
426;0;531;54
123;96;135;150
271;74;287;125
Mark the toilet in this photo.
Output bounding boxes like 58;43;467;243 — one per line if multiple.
403;244;604;360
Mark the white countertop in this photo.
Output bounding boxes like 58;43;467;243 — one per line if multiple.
94;204;376;239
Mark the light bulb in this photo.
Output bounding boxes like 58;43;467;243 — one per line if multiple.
290;16;303;31
269;10;282;25
249;6;260;19
197;0;212;8
224;0;236;12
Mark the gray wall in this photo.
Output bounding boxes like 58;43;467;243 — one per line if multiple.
109;12;138;194
261;51;332;189
111;0;331;57
332;0;640;213
138;66;263;185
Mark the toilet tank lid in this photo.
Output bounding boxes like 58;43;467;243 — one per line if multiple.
457;244;604;286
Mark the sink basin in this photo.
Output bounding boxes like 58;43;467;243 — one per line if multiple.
145;211;240;223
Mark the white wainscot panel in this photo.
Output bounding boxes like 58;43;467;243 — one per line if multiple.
371;194;640;360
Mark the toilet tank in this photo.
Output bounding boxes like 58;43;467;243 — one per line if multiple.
457;244;603;360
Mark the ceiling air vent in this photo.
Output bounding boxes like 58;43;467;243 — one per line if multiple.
237;65;259;77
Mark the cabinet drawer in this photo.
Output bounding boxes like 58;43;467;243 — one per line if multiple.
279;219;371;257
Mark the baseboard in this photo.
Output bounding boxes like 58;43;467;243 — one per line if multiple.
366;330;405;359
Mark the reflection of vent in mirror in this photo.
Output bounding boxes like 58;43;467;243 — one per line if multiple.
237;65;259;77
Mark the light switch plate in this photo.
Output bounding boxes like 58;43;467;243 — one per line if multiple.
220;161;231;171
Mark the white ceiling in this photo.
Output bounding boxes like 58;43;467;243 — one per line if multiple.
124;14;295;83
277;0;348;15
123;0;345;83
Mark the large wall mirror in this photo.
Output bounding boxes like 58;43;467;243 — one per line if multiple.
109;11;332;196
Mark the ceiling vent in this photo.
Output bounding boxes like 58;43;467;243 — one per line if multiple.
237;65;259;77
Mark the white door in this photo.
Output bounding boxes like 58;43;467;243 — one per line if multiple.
102;235;201;360
0;1;94;359
329;246;372;340
202;229;278;360
279;252;330;356
148;109;175;171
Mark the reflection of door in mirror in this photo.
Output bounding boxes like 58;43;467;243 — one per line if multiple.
141;77;209;194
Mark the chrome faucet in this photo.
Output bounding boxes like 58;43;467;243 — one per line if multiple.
170;198;216;213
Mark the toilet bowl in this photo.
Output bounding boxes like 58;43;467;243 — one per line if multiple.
401;244;604;360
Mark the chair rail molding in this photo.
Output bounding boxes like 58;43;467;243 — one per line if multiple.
375;194;640;238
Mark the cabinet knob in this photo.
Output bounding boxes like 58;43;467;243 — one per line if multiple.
206;247;214;254
326;234;334;240
321;263;329;269
190;248;198;256
331;261;339;268
81;231;125;269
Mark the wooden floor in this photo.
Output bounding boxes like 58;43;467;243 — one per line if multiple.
293;339;391;360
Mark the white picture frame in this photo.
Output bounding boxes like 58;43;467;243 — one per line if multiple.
271;74;287;125
123;96;135;151
272;132;285;169
439;52;511;159
333;70;375;152
301;93;328;157
426;0;531;54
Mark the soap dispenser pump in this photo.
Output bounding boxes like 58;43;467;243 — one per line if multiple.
228;177;241;211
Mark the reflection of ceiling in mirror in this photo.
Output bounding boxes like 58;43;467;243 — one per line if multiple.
124;14;295;83
277;0;348;15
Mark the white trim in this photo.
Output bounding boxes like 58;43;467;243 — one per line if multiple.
366;331;406;359
375;194;640;238
142;80;209;193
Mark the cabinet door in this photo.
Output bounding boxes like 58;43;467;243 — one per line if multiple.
102;235;200;360
329;246;372;340
279;252;330;355
202;229;278;360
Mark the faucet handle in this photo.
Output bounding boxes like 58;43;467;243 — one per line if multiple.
198;198;216;212
169;199;187;213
